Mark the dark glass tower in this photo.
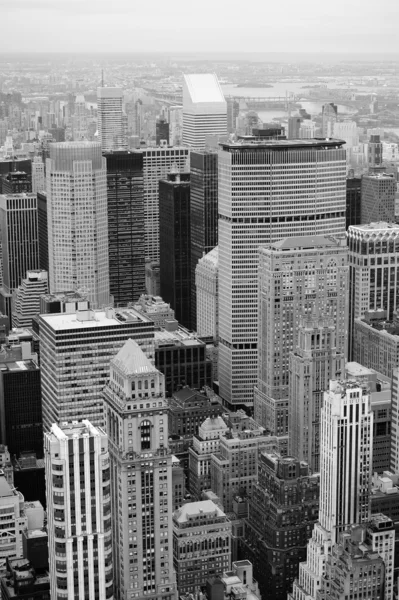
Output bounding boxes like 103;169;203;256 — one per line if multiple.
105;151;145;305
159;173;191;328
37;191;49;275
346;176;361;229
190;151;218;329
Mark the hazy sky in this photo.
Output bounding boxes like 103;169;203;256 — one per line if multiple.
1;0;398;54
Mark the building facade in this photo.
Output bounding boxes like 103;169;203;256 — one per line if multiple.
105;151;145;305
46;142;110;309
195;247;218;339
218;139;347;407
97;87;127;152
44;421;113;600
12;270;48;328
361;174;396;224
103;339;177;600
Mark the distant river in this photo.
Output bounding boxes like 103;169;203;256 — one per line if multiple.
221;82;358;121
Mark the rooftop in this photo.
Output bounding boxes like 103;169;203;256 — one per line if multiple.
348;221;399;232
199;246;219;267
183;74;226;104
50;420;105;441
220;138;345;151
112;338;156;376
270;234;346;251
174;499;226;523
39;307;151;331
155;327;203;347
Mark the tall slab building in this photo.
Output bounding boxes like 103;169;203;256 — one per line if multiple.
46;142;110;309
97;87;127;152
218;139;347;408
103;339;177;600
182;74;227;149
105;151;145;305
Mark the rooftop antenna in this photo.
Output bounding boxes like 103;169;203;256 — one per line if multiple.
101;69;104;87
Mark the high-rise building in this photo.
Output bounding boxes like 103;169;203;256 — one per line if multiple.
333;120;359;150
347;222;399;359
156;116;169;146
218;139;347;408
173;500;231;594
0;472;27;576
105;151;145;305
321;103;338;137
44;421;113;600
361;173;396;224
102;339;177;600
141;147;189;262
182;74;227;149
159;172;191;328
243;453;319;600
287;116;302;139
1;171;32;194
0;193;39;320
353;310;399;378
195;246;218;339
346;176;362;229
255;235;348;434
289;314;345;472
133;295;175;328
97;87;127;152
31;156;45;193
46;142;110;309
38;306;154;431
391;368;399;474
12;269;48;328
37;191;48;274
190;150;218;329
368;134;383;170
289;380;373;600
168;106;183;146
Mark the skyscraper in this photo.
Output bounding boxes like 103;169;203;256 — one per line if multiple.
190;150;218;329
255;235;348;434
97;87;127;152
141;147;189;262
321;102;338;137
347;222;399;359
105;151;145;305
182;74;227;149
289;315;345;472
361;173;396;224
159;172;191;328
39;306;155;431
289;380;373;600
156;116;169;146
195;247;219;339
44;421;113;600
103;339;177;600
368;133;383;170
0;193;40;320
346;175;362;229
46;142;110;309
391;368;399;474
218;139;347;408
31;157;45;193
12;269;48;328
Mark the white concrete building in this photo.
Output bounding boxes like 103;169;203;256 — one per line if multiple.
46;141;110;309
195;246;218;339
31;156;45;193
217;139;347;408
12;269;48;328
103;339;177;600
44;420;113;600
182;74;227;149
97;87;127;151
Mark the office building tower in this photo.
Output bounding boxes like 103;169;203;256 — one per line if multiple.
0;158;31;178
347;222;399;359
1;171;32;194
189;416;228;500
44;421;113;600
0;341;42;459
321;102;338;137
97;87;127;152
141;147;189;262
38;306;154;431
353;310;399;378
196;247;218;339
254;235;348;434
0;193;39;320
346;176;362;229
171;458;185;511
226;98;240;133
298;120;316;139
46;142;110;309
182;74;227;149
368;134;383;170
287;116;302;139
190;150;218;329
173;500;231;594
154;322;212;395
168;106;183;146
145;262;160;296
156;116;169;146
361;173;396;224
31;156;45;193
168;388;224;438
243;453;319;600
37;191;48;274
333;120;359;150
159;172;191;328
366;514;396;600
105;151;145;305
218;139;347;408
391;368;399;473
12;269;48;328
289;314;345;472
133;295;175;328
289;380;373;600
0;473;27;576
103;339;177;600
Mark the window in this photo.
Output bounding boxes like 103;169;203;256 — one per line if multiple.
141;420;151;450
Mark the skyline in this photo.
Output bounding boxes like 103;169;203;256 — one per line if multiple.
2;0;399;55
